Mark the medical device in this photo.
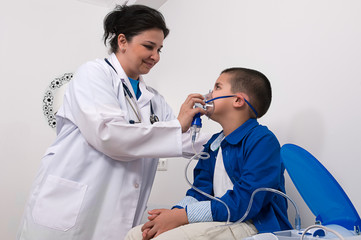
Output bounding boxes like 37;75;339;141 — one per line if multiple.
104;58;159;124
190;93;241;143
190;92;212;143
190;112;202;143
190;92;260;143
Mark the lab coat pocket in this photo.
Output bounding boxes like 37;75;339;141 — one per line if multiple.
32;175;88;231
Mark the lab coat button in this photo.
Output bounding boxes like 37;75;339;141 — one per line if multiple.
134;183;139;188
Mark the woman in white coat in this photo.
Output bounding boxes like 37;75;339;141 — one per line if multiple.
17;4;206;240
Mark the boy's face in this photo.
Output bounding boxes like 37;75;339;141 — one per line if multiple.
209;73;235;120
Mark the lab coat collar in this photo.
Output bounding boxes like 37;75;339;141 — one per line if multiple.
109;53;154;109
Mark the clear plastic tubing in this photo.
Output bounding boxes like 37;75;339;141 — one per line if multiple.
185;143;231;224
216;187;301;231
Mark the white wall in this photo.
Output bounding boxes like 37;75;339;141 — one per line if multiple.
1;0;361;239
0;0;109;238
147;0;361;231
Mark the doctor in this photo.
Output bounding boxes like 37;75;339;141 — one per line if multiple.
17;4;206;240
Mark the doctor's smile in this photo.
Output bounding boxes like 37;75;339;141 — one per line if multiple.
143;60;156;69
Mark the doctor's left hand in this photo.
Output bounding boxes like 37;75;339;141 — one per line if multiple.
141;208;188;240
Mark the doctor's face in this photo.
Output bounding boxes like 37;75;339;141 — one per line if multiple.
117;28;164;79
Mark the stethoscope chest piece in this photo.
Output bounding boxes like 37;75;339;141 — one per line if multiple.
149;101;159;124
150;113;159;124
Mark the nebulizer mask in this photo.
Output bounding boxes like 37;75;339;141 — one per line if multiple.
190;91;239;143
190;90;261;143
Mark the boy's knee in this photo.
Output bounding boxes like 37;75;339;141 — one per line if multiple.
124;224;143;240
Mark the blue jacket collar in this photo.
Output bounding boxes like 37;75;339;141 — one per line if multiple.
225;118;259;145
204;118;259;151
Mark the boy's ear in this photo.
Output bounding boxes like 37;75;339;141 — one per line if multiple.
233;93;247;108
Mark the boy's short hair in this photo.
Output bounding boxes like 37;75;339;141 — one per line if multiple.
221;67;272;118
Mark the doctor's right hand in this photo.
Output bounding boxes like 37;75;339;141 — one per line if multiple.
177;93;206;133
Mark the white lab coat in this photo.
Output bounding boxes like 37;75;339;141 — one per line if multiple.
17;53;206;240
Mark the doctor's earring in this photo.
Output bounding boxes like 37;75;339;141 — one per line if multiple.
121;48;126;53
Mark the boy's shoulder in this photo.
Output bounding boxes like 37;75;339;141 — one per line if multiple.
243;121;280;151
204;119;279;150
229;119;276;140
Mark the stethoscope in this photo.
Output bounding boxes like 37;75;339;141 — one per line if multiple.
104;58;159;124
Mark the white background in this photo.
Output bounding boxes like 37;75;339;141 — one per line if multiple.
1;0;360;239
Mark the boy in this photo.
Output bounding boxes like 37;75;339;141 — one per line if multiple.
126;67;292;240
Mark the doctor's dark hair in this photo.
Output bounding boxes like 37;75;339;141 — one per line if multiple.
221;67;272;118
103;4;169;53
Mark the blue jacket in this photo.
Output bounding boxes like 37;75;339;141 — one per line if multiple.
179;119;292;233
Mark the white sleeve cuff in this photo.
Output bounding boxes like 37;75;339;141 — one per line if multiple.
186;201;213;223
174;196;199;208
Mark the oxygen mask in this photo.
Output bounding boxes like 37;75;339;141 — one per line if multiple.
191;91;236;143
200;90;242;117
194;91;215;118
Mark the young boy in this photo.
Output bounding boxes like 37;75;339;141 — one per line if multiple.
126;67;292;240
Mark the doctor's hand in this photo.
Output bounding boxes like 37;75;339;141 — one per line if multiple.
177;94;206;133
141;208;188;240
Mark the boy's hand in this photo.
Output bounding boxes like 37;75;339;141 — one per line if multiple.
177;94;206;133
141;208;188;240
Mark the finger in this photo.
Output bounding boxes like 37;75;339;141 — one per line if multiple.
187;93;204;100
142;229;147;237
141;221;154;231
194;98;206;107
148;214;158;221
142;228;149;239
141;226;151;234
193;106;207;116
185;93;204;104
145;227;158;240
182;98;205;112
148;209;163;215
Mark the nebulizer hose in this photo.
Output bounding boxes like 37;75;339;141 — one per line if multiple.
232;187;301;230
185;142;231;224
207;187;301;233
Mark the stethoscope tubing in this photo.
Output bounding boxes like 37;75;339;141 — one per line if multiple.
104;58;159;124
